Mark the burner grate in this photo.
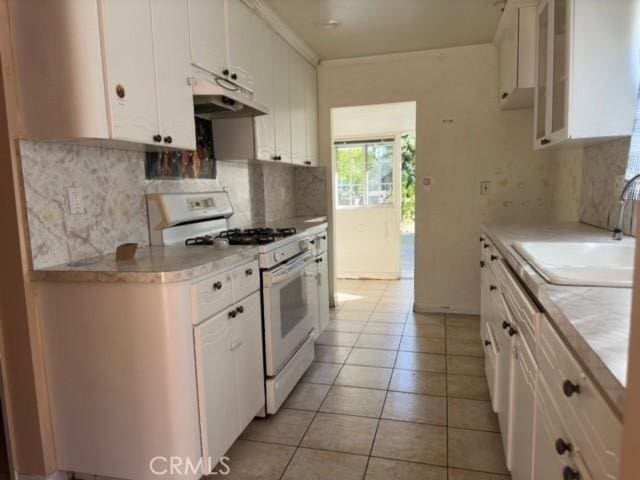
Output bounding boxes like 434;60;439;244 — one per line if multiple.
185;227;297;247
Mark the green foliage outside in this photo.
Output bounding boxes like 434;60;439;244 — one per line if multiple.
401;133;416;225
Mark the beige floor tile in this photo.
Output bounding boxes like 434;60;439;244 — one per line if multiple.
221;440;295;479
365;457;447;480
283;382;330;411
375;304;410;314
301;413;378;455
302;362;342;384
314;345;352;364
335;365;392;390
448;467;511;480
447;398;499;432
363;322;405;335
446;336;484;357
389;369;446;396
281;448;368;480
346;348;397;368
369;312;407;324
317;331;359;347
372;419;447;465
239;408;314;446
447;355;486;376
382;391;446;425
446;314;481;328
403;323;446;338
320;386;386;417
340;302;378;313
406;313;445;326
395;351;446;373
355;333;401;350
333;310;372;322
400;336;446;354
448;428;509;475
326;320;366;333
446;326;481;340
447;374;491;401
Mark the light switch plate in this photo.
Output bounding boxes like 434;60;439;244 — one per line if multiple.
68;187;84;215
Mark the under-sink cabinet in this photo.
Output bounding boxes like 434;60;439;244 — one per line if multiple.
479;232;623;480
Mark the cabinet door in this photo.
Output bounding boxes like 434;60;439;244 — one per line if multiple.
100;0;160;144
252;16;276;161
303;60;319;166
317;253;330;334
549;0;568;139
188;0;227;77
495;296;514;468
151;0;196;150
195;311;238;462
532;401;576;480
534;0;551;145
289;49;307;165
273;34;292;163
226;0;255;92
498;7;518;101
231;292;265;429
510;346;535;480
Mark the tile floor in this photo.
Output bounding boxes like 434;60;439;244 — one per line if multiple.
219;279;510;479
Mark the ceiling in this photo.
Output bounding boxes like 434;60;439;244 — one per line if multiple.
263;0;503;61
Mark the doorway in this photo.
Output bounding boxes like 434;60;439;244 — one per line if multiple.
331;102;416;280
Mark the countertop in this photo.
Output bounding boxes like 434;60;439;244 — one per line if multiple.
482;222;632;415
33;216;328;284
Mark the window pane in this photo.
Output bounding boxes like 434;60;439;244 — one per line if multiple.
366;143;394;205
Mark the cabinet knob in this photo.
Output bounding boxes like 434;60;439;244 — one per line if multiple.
310;240;316;244
153;134;162;142
501;92;508;100
163;136;173;144
555;438;572;455
490;285;497;291
213;281;222;291
484;339;491;346
541;138;551;145
562;380;580;397
507;326;517;337
483;243;490;249
562;466;580;480
479;236;485;242
502;321;510;330
236;305;244;314
245;268;253;276
491;255;498;261
305;161;311;165
116;84;126;99
231;73;238;80
321;236;327;240
480;260;485;268
222;69;230;76
228;310;237;318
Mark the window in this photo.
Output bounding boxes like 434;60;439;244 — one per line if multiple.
336;139;394;208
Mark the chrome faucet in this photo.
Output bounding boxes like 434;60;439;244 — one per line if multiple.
613;173;640;240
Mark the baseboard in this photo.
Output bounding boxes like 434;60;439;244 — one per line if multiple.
413;302;480;316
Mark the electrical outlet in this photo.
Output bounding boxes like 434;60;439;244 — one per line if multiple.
480;181;491;196
68;187;84;215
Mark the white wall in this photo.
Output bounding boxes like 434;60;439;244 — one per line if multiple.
319;44;554;313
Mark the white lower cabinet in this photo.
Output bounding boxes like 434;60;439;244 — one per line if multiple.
195;291;264;463
316;252;330;335
510;339;535;480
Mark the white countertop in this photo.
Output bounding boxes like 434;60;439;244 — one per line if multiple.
482;222;632;415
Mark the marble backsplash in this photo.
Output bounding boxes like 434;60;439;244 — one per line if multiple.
20;140;327;269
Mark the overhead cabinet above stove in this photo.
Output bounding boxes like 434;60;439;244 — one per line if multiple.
10;0;196;150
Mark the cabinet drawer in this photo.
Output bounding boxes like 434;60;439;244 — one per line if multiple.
232;260;260;301
484;321;499;413
192;270;234;324
538;316;622;480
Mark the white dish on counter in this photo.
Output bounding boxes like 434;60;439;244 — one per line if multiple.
513;241;635;287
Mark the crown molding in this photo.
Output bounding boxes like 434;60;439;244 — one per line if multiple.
244;0;321;66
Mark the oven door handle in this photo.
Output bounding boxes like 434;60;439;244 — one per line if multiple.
265;252;315;287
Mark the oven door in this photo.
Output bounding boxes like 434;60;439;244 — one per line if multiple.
262;251;317;376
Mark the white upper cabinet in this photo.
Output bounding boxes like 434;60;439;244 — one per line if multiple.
303;60;319;166
533;0;639;149
273;34;292;163
226;0;256;91
188;0;227;79
10;0;195;150
252;16;277;161
289;48;308;165
495;1;536;109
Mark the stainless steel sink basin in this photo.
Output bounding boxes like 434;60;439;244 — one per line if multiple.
513;242;635;287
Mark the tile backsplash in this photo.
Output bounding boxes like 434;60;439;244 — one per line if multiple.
20;140;327;269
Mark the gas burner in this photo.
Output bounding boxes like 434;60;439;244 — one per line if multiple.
208;227;298;246
185;235;215;246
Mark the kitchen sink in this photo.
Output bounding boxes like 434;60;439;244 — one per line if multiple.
513;242;635;287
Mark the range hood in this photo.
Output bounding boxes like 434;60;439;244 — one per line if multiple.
191;69;269;119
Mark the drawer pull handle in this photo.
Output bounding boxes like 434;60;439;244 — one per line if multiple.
555;438;572;455
562;380;580;397
484;340;491;346
213;281;223;291
480;260;485;268
490;255;498;261
236;305;244;314
490;285;497;291
502;321;510;330
483;243;490;249
228;310;237;319
245;268;253;276
562;466;580;480
507;326;517;337
321;235;327;240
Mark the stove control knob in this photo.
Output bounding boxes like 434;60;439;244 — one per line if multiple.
299;239;311;251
